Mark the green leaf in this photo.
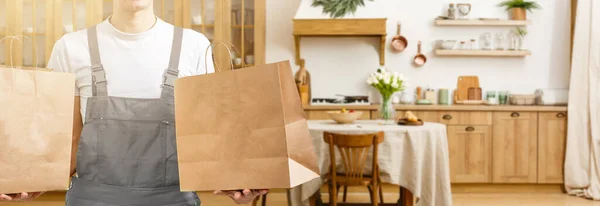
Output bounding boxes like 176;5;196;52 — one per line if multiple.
311;0;374;18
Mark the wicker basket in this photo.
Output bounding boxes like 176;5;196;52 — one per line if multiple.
509;94;537;105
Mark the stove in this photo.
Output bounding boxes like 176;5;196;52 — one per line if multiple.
310;98;371;105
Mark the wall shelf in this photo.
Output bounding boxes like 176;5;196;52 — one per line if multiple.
293;18;387;66
434;49;532;57
435;19;530;26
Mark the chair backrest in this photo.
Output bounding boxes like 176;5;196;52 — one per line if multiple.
323;131;384;185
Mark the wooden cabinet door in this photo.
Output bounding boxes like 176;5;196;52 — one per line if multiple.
413;111;439;123
447;125;492;183
538;112;567;184
492;112;538;183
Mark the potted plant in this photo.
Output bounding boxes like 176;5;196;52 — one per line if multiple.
366;67;407;124
311;0;374;18
498;0;541;20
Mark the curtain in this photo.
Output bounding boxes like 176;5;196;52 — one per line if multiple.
564;0;600;200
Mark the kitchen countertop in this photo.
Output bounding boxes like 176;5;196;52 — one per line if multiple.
303;104;568;112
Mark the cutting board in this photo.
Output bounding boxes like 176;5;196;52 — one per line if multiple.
456;76;480;102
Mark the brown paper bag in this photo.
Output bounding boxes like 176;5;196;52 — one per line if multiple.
174;60;320;191
0;36;76;194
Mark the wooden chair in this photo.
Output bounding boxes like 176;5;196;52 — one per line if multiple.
252;194;267;206
323;131;385;206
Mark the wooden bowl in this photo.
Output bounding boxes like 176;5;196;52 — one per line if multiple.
327;111;363;124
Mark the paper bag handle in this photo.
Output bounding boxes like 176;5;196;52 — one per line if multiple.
0;35;40;70
204;41;243;72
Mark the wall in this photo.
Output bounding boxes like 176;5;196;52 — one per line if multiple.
266;0;572;102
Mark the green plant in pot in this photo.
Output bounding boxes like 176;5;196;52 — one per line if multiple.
498;0;541;20
311;0;374;18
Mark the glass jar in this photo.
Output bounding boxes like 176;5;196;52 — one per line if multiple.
480;32;492;50
507;32;518;50
495;32;505;50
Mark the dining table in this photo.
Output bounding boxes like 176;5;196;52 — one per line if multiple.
287;120;453;206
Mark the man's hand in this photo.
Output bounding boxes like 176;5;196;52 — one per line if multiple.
214;189;268;204
0;192;44;201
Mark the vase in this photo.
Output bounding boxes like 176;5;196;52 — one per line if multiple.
510;8;526;20
378;94;396;124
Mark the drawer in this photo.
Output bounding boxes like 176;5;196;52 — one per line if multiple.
438;111;492;125
414;111;441;123
305;110;371;120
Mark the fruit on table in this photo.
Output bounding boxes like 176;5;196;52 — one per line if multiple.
405;111;419;122
341;108;347;113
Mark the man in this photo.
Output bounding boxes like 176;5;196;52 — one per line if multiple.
0;0;267;205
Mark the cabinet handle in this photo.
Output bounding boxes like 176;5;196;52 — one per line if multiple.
510;112;520;117
465;126;475;132
442;115;452;120
556;112;566;118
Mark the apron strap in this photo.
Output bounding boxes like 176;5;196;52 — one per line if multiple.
161;26;184;99
88;26;108;97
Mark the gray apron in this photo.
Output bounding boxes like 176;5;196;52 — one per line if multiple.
65;25;200;206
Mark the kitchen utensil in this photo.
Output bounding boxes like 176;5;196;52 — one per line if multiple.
63;24;73;33
416;87;422;100
413;41;427;66
509;94;536;105
441;40;456;50
468;87;482;100
391;23;408;52
498;91;509;104
335;94;369;102
192;15;203;25
398;118;424;126
327;111;363;124
425;88;436;103
294;59;311;104
456;76;480;102
457;3;471;19
400;91;417;104
415;99;433;105
535;89;569;105
486;91;497;100
245;55;255;65
233;58;242;66
438;88;449;105
485;97;499;105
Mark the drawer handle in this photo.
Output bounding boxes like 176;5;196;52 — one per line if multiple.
442;115;453;120
511;112;520;117
556;113;566;118
465;126;475;132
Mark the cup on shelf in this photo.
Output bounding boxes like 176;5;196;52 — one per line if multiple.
192;15;203;25
233;58;242;66
245;55;254;65
63;24;73;33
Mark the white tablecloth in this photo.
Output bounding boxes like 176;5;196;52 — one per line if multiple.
288;120;453;206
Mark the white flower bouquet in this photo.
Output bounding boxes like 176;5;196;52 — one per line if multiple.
367;67;407;122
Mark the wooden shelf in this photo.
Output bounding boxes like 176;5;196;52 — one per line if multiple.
293;18;387;66
435;19;531;26
434;49;532;57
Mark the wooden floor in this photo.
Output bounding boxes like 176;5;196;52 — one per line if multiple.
0;187;598;206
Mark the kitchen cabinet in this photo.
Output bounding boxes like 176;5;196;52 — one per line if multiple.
447;125;492;183
538;112;567;184
413;111;439;123
492;112;538;183
438;111;492;125
2;0;265;69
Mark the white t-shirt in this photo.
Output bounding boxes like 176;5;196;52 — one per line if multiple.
47;17;215;121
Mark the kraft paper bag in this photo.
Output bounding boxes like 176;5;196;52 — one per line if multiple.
0;65;75;194
174;60;320;191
